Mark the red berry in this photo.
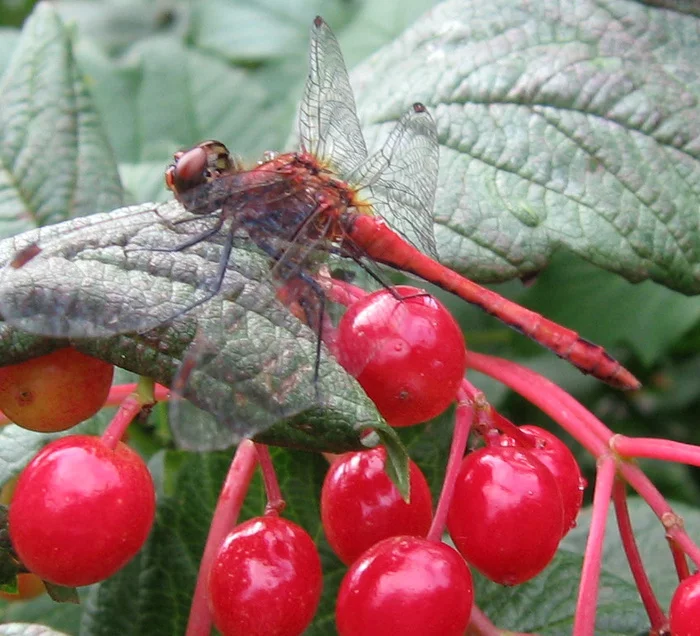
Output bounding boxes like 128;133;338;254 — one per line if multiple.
9;435;155;587
0;348;113;432
447;445;564;585
670;572;700;636
517;425;585;536
337;286;466;427
336;536;473;636
208;516;322;636
321;447;433;564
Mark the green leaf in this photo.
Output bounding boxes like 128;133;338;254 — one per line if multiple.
373;426;410;500
54;0;186;56
0;3;123;235
561;497;700;608
0;594;82;636
475;497;700;633
353;0;700;294
475;550;646;634
75;37;287;168
190;0;356;63
0;29;20;67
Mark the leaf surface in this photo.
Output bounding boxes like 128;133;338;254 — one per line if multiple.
353;0;700;293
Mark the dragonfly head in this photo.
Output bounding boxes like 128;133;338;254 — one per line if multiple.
165;140;241;195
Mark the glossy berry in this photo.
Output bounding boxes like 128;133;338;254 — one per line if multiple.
321;447;433;564
447;445;564;585
337;286;466;427
516;425;585;536
336;536;473;636
670;572;700;636
0;348;113;432
208;516;322;636
9;435;155;587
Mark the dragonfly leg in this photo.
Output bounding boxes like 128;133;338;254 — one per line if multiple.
131;215;225;255
292;272;327;396
135;218;235;333
340;247;432;303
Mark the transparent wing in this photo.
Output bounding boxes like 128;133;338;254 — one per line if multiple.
167;278;322;450
348;104;439;259
0;203;209;338
165;202;346;450
299;16;368;176
0;170;289;339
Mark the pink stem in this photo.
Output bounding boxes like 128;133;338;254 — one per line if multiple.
491;411;531;446
427;381;473;542
105;383;169;405
458;379;498;443
616;462;700;568
186;440;258;636
467;352;609;456
574;455;616;636
612;436;700;467
326;277;367;306
255;444;285;516
611;478;666;631
101;395;145;450
467;604;502;636
669;539;691;581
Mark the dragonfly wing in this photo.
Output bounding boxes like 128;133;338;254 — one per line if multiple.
0;201;245;338
167;279;322;449
349;104;439;259
166;189;352;450
299;17;368;176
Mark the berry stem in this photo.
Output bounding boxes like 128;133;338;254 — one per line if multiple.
611;478;667;631
186;440;258;636
669;539;691;581
492;411;531;447
255;444;285;516
427;380;473;542
615;460;700;567
458;380;498;442
101;377;164;449
100;395;142;450
574;455;616;636
611;435;700;467
466;352;608;456
467;604;504;636
105;383;170;406
326;277;367;306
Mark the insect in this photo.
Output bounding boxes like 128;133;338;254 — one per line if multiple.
0;16;639;446
163;17;639;392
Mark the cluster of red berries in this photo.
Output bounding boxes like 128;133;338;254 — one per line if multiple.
1;290;698;635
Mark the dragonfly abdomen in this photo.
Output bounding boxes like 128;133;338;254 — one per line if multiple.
346;214;640;391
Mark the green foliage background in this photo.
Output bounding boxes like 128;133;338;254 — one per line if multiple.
0;0;698;634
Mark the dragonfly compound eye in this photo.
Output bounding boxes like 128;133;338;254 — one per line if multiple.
166;146;210;194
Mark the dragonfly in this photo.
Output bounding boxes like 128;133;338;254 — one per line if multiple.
0;17;639;444
162;17;640;392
